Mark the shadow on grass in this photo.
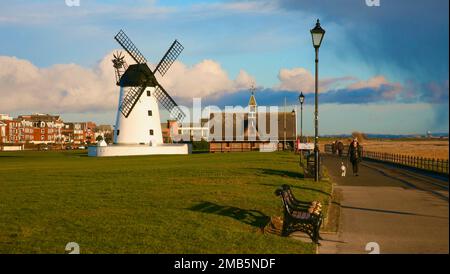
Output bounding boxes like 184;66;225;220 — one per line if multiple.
61;151;88;157
254;168;304;179
192;151;210;154
0;155;23;158
188;201;270;229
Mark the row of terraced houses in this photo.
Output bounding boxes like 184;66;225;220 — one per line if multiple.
0;113;111;145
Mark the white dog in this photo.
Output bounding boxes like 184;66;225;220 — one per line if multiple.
340;162;347;177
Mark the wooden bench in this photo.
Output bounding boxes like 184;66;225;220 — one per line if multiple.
281;184;311;209
275;187;323;244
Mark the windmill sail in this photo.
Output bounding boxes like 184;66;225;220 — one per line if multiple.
114;30;148;65
154;85;186;122
119;86;146;118
113;30;185;122
154;40;184;77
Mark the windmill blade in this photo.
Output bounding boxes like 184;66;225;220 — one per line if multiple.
153;84;186;122
119;86;146;118
114;30;148;65
154;40;184;77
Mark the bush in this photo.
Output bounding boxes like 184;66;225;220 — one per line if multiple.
192;139;210;151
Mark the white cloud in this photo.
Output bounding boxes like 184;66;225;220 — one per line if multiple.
274;67;401;97
0;54;256;114
275;67;315;93
347;75;403;99
157;59;255;99
0;1;176;26
0;54;118;114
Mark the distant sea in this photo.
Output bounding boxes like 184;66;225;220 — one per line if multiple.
321;133;449;139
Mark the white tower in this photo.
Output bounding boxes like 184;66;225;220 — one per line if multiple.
114;87;163;145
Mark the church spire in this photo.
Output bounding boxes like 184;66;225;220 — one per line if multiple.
248;85;257;121
248;85;257;107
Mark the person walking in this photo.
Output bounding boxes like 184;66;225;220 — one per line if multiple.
348;138;362;176
337;141;344;157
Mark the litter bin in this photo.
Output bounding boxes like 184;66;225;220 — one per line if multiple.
304;153;323;179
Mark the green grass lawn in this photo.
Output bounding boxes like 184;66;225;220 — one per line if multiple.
0;150;331;254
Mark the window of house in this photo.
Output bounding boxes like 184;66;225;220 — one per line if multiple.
148;110;152;116
41;129;45;134
149;129;154;136
41;135;44;141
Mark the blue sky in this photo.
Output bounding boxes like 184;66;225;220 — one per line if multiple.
0;0;448;135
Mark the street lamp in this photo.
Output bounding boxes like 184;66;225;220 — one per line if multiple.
298;92;305;163
298;92;305;143
310;19;325;182
291;109;295;146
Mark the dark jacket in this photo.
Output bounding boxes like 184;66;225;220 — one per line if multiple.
348;142;362;162
337;141;344;151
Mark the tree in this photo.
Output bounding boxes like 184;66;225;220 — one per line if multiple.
96;135;104;142
104;133;113;144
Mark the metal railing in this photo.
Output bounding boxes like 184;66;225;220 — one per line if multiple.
324;144;449;175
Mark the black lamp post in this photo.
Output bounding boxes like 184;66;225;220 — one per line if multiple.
291;109;295;147
298;92;305;144
298;92;305;164
310;19;325;182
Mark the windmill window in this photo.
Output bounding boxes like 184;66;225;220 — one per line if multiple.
147;90;151;96
149;130;154;136
148;110;152;116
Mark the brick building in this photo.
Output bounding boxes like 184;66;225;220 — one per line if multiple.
17;114;64;144
161;120;180;143
0;113;98;145
62;122;97;144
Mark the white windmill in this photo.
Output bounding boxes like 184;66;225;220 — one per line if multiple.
88;30;190;157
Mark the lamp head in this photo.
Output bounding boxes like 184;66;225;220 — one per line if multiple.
299;92;305;105
310;19;325;48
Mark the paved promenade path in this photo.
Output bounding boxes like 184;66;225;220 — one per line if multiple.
319;155;449;254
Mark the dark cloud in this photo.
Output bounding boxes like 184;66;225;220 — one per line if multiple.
196;78;446;107
276;0;449;82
